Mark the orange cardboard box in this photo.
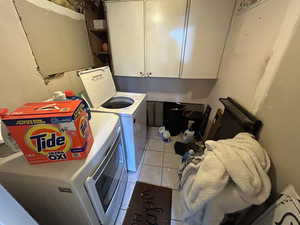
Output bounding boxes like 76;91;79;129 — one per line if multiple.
0;100;93;164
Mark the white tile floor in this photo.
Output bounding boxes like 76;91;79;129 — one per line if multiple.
139;165;162;186
143;151;163;167
116;127;185;225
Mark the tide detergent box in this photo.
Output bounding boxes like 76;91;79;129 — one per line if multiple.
0;100;93;164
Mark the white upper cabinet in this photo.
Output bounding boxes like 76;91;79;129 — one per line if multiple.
181;0;235;79
145;0;187;78
106;0;234;79
106;1;145;77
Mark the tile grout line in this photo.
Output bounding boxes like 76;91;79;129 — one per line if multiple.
160;166;163;187
172;219;183;222
137;147;146;182
161;148;165;186
148;148;164;152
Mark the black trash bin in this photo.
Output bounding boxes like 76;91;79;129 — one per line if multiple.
164;102;186;136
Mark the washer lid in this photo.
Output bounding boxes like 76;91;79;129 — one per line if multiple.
79;66;116;107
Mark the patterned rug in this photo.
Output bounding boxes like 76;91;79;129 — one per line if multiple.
123;182;172;225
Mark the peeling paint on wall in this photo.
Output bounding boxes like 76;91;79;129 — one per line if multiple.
237;0;271;13
252;0;300;113
207;0;290;117
14;0;94;77
0;0;85;110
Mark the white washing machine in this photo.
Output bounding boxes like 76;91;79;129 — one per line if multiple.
79;66;147;172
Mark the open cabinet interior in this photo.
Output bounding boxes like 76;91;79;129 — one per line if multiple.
84;1;112;69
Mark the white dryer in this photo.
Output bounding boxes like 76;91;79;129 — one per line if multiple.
0;112;127;225
79;66;147;172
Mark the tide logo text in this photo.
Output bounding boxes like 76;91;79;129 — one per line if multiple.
30;133;66;152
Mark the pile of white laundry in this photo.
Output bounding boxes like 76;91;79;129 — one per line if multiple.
179;133;271;225
0;122;4;145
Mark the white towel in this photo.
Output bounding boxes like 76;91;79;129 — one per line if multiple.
0;122;4;144
181;133;271;225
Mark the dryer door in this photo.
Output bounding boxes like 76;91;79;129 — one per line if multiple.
79;67;116;108
85;130;127;225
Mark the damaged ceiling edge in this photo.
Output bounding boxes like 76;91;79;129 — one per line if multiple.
22;0;84;20
237;0;271;14
13;0;46;82
13;0;68;86
251;0;300;114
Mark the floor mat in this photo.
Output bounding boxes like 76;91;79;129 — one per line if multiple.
123;182;172;225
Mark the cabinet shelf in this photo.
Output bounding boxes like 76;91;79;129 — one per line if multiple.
95;52;111;66
90;28;107;38
96;51;110;56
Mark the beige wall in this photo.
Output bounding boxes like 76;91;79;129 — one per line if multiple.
0;0;84;111
207;0;300;193
207;0;290;115
257;14;300;192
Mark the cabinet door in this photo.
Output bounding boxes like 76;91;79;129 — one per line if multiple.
14;0;94;78
181;0;235;79
106;1;144;77
145;0;187;78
